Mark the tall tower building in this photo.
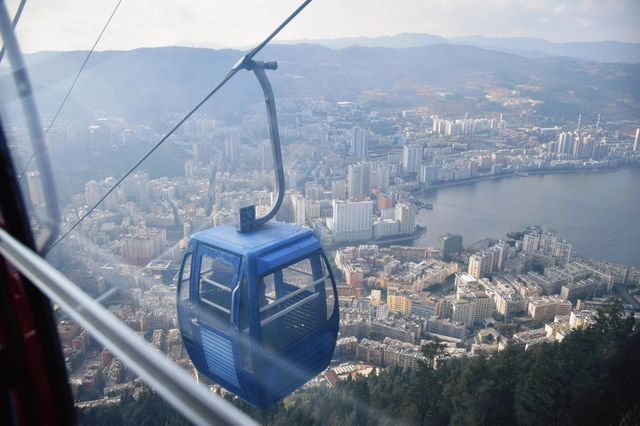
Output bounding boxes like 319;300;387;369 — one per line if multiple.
84;180;100;206
523;233;540;253
224;131;240;166
402;143;422;175
440;233;463;261
369;161;390;191
291;193;306;226
634;128;639;152
331;180;348;200
351;126;368;159
395;203;416;235
468;251;494;279
347;162;370;200
557;132;575;156
124;172;149;206
260;139;273;170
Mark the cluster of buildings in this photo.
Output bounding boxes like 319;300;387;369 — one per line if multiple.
417;123;639;187
431;115;506;137
328;200;416;243
30;98;638;405
334;243;458;294
334;337;428;370
59;281;186;400
466;227;573;280
511;309;598;349
325;222;631;376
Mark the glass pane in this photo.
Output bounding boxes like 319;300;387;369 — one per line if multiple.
198;252;238;320
259;255;334;353
178;252;192;302
320;255;338;320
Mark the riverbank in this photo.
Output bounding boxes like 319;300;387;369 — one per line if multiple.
412;162;640;193
326;226;426;250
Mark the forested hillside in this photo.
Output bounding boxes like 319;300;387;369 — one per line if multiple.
78;301;640;425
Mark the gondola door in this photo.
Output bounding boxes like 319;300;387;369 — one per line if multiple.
194;244;243;390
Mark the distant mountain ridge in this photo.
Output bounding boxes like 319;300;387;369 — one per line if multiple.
277;33;447;50
2;43;637;126
277;33;640;64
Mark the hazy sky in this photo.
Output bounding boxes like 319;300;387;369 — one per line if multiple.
6;0;640;52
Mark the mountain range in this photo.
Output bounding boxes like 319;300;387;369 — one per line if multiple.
2;42;638;127
275;33;640;64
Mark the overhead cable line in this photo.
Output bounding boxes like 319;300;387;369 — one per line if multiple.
47;0;313;252
17;0;124;183
0;0;27;62
0;0;60;252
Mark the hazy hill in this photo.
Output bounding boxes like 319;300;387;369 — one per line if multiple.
449;35;640;64
280;33;640;64
3;43;638;125
278;33;447;49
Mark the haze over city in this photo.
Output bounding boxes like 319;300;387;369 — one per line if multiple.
0;0;639;424
6;0;640;53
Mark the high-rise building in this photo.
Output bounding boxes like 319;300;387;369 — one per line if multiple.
440;233;463;261
394;203;415;235
493;242;510;271
260;139;272;170
468;250;495;279
331;180;348;200
351;126;368;159
557;132;576;156
224;131;240;166
330;200;373;242
26;171;44;206
123;228;168;266
124;172;149;206
553;241;572;265
387;289;413;314
523;228;572;265
183;222;191;240
347;162;370;200
84;180;100;206
527;297;572;322
634;128;639;152
291;193;306;226
402;143;422;175
369;162;390;190
192;142;212;163
304;182;325;201
538;232;557;255
523;233;540;253
468;253;486;279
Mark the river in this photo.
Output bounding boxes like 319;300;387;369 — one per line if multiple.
415;168;640;267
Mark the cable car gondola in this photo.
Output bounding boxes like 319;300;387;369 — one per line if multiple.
176;58;339;408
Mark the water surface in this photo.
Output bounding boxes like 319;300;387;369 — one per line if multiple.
415;168;640;267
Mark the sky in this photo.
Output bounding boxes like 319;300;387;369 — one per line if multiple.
5;0;640;53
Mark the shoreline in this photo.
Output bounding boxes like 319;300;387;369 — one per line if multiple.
412;162;640;193
411;165;640;268
325;226;426;250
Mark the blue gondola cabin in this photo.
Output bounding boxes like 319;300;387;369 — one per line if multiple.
177;221;339;408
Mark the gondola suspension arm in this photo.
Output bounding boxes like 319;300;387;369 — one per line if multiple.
234;59;286;232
